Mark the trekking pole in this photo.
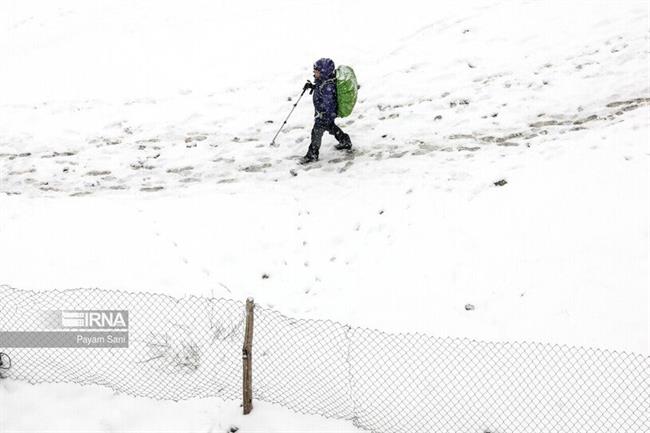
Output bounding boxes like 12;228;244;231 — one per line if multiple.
269;87;308;147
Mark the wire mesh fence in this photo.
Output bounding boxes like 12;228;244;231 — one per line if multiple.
0;284;648;432
0;285;244;400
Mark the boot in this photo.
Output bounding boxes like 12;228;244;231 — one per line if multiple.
334;133;352;151
300;152;318;164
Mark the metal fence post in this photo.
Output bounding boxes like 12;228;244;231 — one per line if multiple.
242;298;255;414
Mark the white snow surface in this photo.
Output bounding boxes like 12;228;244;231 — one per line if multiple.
0;0;649;432
0;380;360;433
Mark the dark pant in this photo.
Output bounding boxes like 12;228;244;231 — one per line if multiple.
306;122;351;159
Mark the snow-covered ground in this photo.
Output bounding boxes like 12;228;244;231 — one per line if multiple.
1;0;648;431
0;380;360;433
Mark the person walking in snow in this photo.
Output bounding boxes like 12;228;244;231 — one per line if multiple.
301;58;352;163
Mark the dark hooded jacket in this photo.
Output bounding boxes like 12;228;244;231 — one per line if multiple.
312;58;337;126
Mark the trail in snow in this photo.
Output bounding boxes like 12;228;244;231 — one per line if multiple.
1;95;648;196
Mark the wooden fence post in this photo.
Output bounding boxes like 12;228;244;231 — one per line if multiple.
242;297;255;415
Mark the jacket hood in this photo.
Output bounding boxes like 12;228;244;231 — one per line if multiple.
314;58;336;80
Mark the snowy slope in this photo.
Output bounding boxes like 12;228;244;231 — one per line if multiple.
0;0;648;432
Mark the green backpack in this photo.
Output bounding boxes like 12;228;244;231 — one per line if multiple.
335;65;358;118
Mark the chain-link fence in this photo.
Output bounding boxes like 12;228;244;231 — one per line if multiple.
0;285;244;400
0;285;647;432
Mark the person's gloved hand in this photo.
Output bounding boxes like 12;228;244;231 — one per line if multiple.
303;80;314;93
